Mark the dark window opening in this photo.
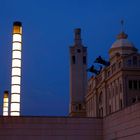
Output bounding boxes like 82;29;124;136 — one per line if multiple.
109;105;111;114
75;105;78;111
108;71;110;77
72;56;75;64
133;56;137;66
118;61;121;68
120;99;123;109
112;64;116;72
116;86;118;94
99;107;103;117
127;59;131;66
79;104;82;110
139;60;140;66
132;98;136;103
99;92;103;104
133;80;137;90
129;80;132;89
77;49;81;53
83;56;86;64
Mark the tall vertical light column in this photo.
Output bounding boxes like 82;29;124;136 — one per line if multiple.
10;21;22;116
3;91;9;116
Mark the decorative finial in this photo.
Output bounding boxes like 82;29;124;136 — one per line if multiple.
117;19;128;39
121;19;124;32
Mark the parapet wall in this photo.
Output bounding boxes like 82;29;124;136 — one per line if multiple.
0;102;140;140
0;116;103;140
103;102;140;140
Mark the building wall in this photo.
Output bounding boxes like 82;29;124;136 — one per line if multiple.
0;117;103;140
103;102;140;140
0;102;140;140
86;53;140;118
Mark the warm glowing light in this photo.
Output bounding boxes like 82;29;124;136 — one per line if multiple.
4;98;8;103
3;91;9;116
3;103;8;111
10;112;19;116
12;76;21;85
13;34;22;42
11;94;20;102
12;68;21;76
13;42;22;50
10;21;22;116
12;51;21;59
3;112;8;116
12;59;21;67
11;85;20;93
11;103;20;111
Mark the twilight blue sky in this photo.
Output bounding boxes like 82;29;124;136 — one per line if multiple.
0;0;140;116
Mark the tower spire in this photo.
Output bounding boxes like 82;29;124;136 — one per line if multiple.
121;19;124;32
74;28;82;46
117;20;128;39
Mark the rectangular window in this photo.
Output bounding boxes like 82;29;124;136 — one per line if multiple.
109;105;111;114
139;60;140;67
127;59;131;66
133;80;137;90
72;56;75;64
129;80;132;89
112;64;116;72
133;56;137;66
107;71;110;77
120;99;123;109
83;56;86;64
118;61;121;68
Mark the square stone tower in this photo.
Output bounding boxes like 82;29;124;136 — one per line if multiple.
69;28;87;117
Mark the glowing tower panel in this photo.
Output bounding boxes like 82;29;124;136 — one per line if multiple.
10;21;22;116
3;91;9;116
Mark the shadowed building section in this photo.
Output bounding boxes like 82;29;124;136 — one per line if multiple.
69;28;87;117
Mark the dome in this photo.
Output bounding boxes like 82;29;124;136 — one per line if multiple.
109;32;137;58
111;32;135;48
111;38;135;48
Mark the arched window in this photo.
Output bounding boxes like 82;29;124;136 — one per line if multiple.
133;56;137;66
99;107;103;117
72;56;75;64
119;99;123;109
99;92;103;104
109;105;111;114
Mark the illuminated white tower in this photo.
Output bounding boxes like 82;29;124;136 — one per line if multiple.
10;21;22;116
3;91;9;116
69;28;87;117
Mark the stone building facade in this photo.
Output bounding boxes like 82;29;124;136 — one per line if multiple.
86;31;140;117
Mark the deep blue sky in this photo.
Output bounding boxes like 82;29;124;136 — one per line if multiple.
0;0;140;116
